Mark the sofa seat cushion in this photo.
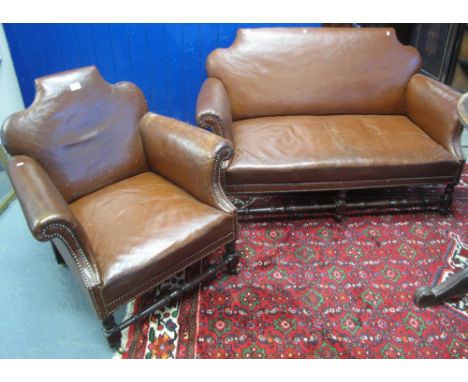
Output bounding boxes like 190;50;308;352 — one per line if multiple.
226;115;459;191
70;172;233;304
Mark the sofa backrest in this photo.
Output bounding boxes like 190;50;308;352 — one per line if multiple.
207;28;422;120
1;66;149;202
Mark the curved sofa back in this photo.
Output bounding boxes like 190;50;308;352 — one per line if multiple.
207;27;422;120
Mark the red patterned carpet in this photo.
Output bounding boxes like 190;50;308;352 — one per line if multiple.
118;171;468;359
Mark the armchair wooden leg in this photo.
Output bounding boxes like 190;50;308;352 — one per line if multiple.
103;315;122;349
224;242;239;275
439;183;455;216
414;268;468;307
51;242;66;267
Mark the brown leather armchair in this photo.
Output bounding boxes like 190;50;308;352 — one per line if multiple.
197;27;465;219
1;66;239;348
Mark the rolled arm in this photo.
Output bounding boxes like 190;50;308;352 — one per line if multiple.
7;155;101;287
8;155;78;240
196;77;233;141
406;73;464;160
139;112;235;214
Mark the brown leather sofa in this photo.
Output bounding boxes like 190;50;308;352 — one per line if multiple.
1;66;239;348
196;27;465;219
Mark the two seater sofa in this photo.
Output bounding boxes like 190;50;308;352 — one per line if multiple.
197;27;465;219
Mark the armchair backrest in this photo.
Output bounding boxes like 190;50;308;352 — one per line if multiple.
207;28;422;120
1;66;149;202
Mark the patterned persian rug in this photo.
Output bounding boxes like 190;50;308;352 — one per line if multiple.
115;170;468;359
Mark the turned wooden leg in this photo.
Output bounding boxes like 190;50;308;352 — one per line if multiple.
103;315;122;349
414;268;468;307
334;190;347;222
439;183;455;216
51;243;66;266
224;242;240;275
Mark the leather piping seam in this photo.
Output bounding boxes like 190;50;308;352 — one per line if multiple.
225;177;456;195
198;112;225;137
103;232;234;311
226;174;454;188
213;147;238;237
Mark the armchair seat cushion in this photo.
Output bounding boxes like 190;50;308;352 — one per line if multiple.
70;172;233;304
226;115;459;191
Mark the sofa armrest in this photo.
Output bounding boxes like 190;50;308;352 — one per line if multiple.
406;73;464;160
7;155;101;284
196;78;233;141
140;113;236;215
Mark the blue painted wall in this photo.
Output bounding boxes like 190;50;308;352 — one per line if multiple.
4;23;320;124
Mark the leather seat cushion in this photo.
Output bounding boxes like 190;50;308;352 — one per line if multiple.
226;115;459;186
70;172;233;303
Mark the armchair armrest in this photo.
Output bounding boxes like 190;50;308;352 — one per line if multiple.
406;73;464;160
7;155;100;285
8;155;77;240
139;113;235;214
196;78;233;141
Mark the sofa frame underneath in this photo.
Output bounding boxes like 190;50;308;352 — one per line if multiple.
234;185;452;221
233;170;464;221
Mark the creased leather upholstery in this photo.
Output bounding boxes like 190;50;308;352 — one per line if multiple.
70;172;233;307
226;115;458;193
2;66;149;202
1;66;237;319
206;28;421;120
140;113;235;217
7;155;80;240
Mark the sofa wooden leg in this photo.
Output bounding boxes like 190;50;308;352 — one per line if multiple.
414;268;468;307
224;242;239;275
51;242;66;267
334;191;347;222
103;315;122;349
439;183;455;216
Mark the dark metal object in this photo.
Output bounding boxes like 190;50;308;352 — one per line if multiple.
102;243;239;347
414;268;468;307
